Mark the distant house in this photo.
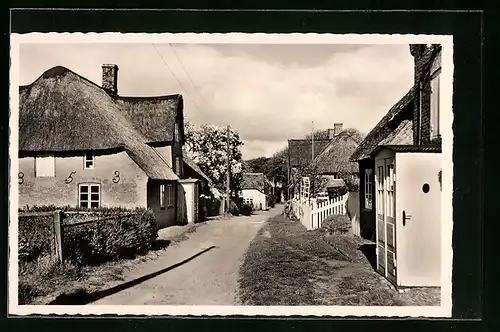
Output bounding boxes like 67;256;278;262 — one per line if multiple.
287;123;344;198
350;44;443;288
240;173;268;210
312;126;360;195
18;64;196;229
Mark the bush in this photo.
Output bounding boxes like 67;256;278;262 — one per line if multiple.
239;203;254;216
229;199;240;216
18;206;158;267
19;214;55;263
268;195;276;208
63;208;158;266
328;185;349;199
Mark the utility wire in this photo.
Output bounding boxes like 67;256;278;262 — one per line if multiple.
168;43;216;112
151;43;204;113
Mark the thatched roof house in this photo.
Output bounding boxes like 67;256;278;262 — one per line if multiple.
349;87;416;162
288;138;330;169
313;130;361;175
18;65;181;180
241;172;267;193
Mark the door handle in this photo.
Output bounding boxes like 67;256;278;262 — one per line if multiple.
402;210;412;226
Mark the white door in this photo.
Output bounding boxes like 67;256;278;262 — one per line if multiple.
396;153;441;287
375;157;397;284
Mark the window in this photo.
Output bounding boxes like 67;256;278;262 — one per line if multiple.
430;50;442;140
160;184;165;209
174;123;180;142
364;169;373;210
165;183;175;207
35;156;55;177
79;183;100;208
84;153;95;169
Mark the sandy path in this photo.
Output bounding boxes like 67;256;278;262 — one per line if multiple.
90;207;280;305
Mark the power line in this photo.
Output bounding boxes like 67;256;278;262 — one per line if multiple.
151;43;204;113
168;43;216;112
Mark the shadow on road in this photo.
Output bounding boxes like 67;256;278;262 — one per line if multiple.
48;246;218;305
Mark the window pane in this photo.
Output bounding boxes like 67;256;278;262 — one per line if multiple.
91;185;99;193
80;201;88;208
80;193;88;201
90;201;99;208
91;194;99;201
85;161;93;168
80;186;88;193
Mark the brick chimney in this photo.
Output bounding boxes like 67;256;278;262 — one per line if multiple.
334;123;343;136
102;64;118;96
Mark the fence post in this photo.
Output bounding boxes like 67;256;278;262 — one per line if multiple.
53;210;64;263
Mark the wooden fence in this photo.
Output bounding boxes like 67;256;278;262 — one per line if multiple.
18;210;134;263
290;194;349;231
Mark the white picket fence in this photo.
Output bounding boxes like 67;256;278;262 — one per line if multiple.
289;194;349;231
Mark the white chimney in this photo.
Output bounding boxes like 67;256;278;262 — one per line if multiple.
334;123;343;136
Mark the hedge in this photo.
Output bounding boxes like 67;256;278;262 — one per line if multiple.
18;206;158;267
19;214;55;263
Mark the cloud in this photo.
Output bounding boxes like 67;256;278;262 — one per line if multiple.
19;42;414;160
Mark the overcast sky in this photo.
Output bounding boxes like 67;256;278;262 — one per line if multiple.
19;43;414;160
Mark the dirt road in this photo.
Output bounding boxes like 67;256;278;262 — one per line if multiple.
90;207;281;305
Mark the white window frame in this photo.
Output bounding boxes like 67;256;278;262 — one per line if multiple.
35;155;55;177
174;123;180;143
78;183;101;209
166;183;175;208
160;184;166;209
364;168;373;210
430;50;442;140
84;153;95;170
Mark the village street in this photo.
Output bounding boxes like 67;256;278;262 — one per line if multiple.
89;206;282;305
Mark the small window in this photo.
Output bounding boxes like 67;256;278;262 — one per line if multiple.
174;123;180;142
84;153;95;169
430;50;442;140
35;156;55;177
166;183;175;207
160;184;165;209
79;183;100;208
364;169;373;210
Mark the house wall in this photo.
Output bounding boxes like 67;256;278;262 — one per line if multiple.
147;179;174;229
241;189;267;210
156;146;173;168
358;159;376;241
412;45;441;145
18;151;148;209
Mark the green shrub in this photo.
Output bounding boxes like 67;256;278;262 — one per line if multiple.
63;208;158;266
328;185;349;198
240;203;254;216
18;206;158;267
268;195;276;208
229;199;240;216
18;214;55;263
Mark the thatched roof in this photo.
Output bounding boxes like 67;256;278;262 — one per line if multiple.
241;172;267;192
18;66;179;181
349;87;415;162
116;95;182;144
313;131;360;174
288;138;330;168
183;152;212;184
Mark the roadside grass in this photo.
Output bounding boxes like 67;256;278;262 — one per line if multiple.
238;214;437;306
19;222;204;305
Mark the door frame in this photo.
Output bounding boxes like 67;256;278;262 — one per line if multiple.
374;149;397;284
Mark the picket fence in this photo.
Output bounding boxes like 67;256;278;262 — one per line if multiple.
290;193;349;231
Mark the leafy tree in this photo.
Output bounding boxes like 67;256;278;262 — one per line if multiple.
184;121;244;194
